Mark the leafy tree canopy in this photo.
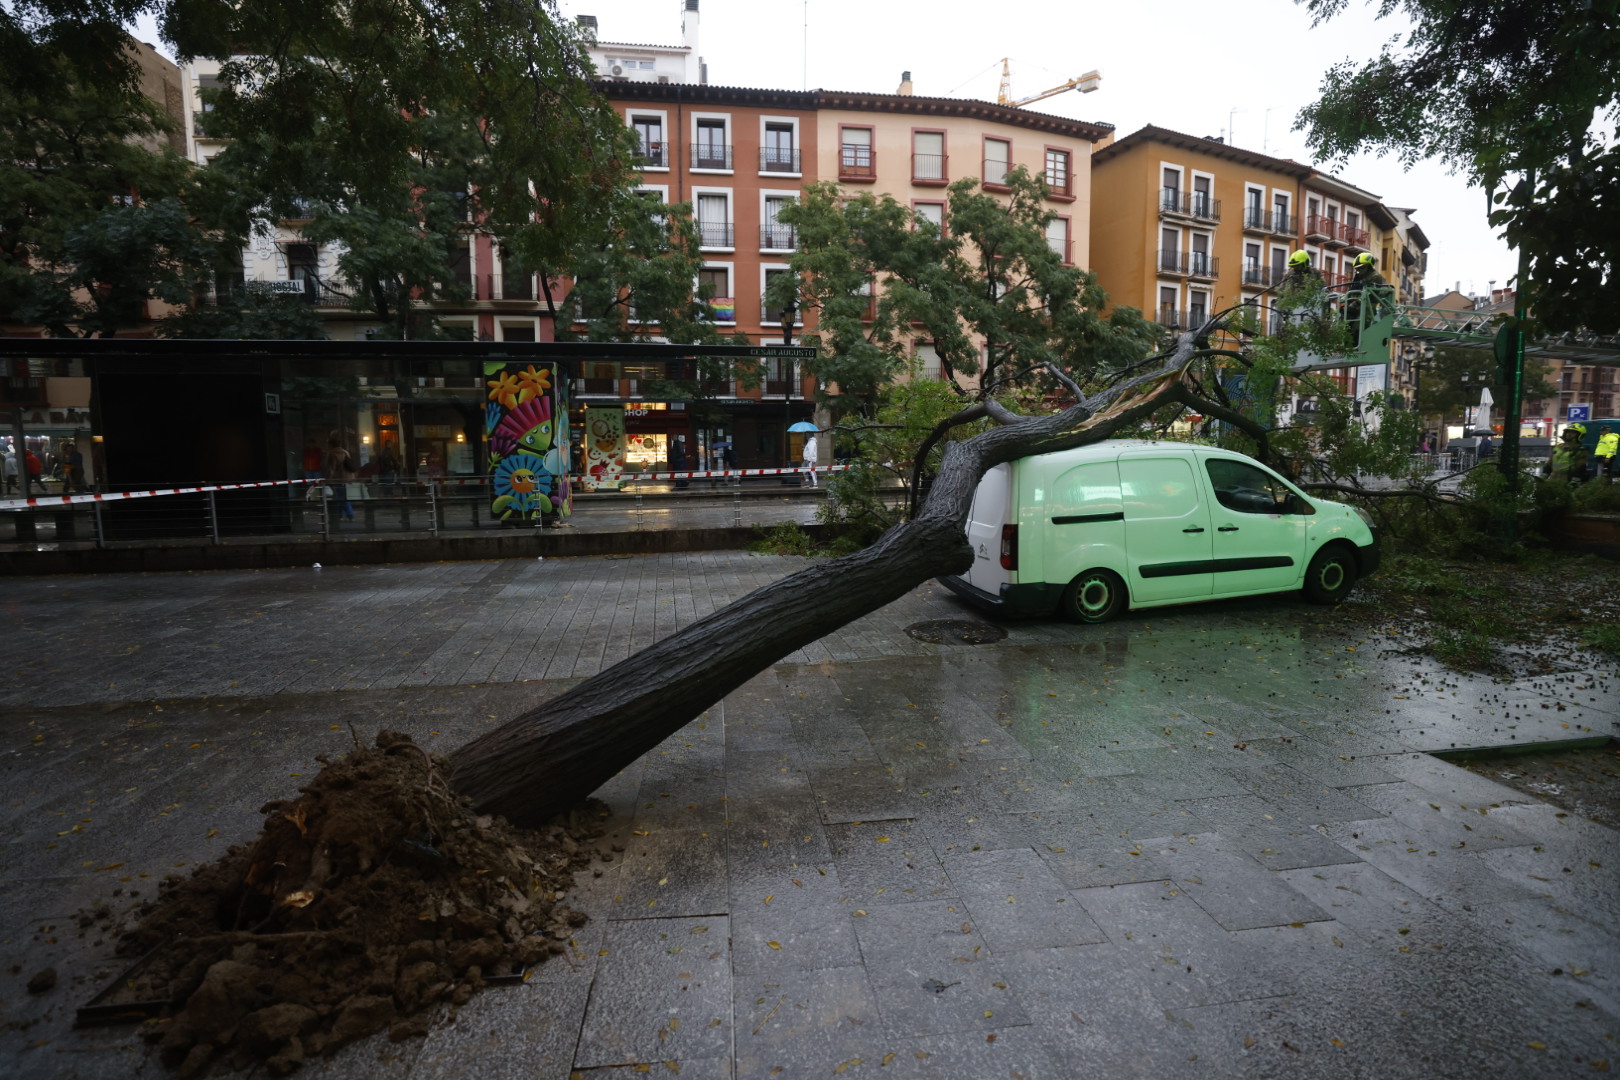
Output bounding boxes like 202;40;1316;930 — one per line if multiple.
158;280;329;339
1294;0;1620;333
3;0;646;338
772;169;1157;419
1;8;223;335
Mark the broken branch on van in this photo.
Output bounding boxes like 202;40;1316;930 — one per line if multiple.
449;332;1209;827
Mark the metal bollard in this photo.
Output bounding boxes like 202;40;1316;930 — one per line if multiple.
206;489;221;544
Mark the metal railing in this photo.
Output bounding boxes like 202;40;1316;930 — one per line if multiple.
912;154;946;182
759;224;798;250
1157;250;1219;278
0;473;850;549
1160;188;1221;222
840;146;876;179
760;147;800;173
488;272;535;301
697;221;735;248
635;141;668;168
690;143;733;170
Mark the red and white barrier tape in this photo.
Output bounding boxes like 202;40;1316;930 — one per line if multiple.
0;477;319;511
0;466;847;510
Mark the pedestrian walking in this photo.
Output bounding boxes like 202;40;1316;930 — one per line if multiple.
670;436;690;490
62;441;85;492
324;435;357;520
3;449;16;495
801;431;819;487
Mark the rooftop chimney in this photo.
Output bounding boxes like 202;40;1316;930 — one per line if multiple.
897;70;913;96
576;14;597;41
683;0;700;57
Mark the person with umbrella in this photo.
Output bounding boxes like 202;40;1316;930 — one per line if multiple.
789;421;819;487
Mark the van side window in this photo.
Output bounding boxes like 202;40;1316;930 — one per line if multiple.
1206;459;1296;514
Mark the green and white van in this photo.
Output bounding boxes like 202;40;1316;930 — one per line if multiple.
940;440;1380;623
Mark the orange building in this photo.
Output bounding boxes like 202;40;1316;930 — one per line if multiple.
1090;125;1312;335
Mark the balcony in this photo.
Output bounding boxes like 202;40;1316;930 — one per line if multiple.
759;224;798;251
1243;206;1270;234
1156;306;1189;330
760;147;800;174
1242;265;1275;289
1158;250;1219;279
840;145;876;182
690;143;732;171
1272;212;1297;237
635;141;668;168
705;297;736;324
192;110;225;139
488;272;535;301
760;293;803;326
1159;187;1221;223
1341;224;1371;252
1305;213;1335;244
258;275;351;307
912;154;947;185
696;221;734;249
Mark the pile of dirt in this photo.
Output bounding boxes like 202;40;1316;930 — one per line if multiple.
109;731;603;1076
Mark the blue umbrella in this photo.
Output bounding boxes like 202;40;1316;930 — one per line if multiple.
787;421;819;433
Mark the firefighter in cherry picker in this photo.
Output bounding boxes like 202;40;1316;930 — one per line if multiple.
1345;252;1387;347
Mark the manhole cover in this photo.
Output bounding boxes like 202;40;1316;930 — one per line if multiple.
905;619;1007;645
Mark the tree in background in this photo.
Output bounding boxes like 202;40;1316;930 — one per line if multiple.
0;11;223;336
158;280;328;339
163;0;638;339
1295;0;1619;333
773;170;1158;420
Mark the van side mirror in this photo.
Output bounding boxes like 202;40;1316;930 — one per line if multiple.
1286;493;1314;515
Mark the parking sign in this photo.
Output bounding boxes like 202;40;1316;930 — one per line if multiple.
1567;403;1591;422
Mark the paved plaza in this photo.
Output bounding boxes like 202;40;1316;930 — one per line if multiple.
2;551;1617;1078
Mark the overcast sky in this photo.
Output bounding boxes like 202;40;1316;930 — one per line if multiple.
560;0;1518;299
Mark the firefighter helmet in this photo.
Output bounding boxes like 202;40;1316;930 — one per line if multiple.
1354;253;1376;268
1565;423;1587;439
1288;251;1311;267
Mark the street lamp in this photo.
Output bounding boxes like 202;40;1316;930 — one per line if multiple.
1402;342;1436;444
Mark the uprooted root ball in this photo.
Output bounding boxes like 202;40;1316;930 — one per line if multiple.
116;731;602;1076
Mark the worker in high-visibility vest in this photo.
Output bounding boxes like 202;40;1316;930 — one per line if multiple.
1345;253;1387;346
1594;424;1618;480
1546;423;1589;483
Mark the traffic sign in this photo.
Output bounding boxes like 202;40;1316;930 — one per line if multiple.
1567;403;1592;422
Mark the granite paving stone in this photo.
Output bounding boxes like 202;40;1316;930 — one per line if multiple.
1142;832;1332;930
2;548;1616;1080
573;915;734;1068
941;846;1107;952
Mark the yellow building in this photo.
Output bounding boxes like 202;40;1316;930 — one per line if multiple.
1091;125;1311;333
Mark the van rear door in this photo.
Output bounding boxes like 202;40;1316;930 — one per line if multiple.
965;462;1014;596
1118;454;1213;601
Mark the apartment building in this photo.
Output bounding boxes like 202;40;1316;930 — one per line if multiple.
599;77;1111;458
1090;126;1311;336
579;0;705;87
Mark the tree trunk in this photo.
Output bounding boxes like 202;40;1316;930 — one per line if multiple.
449;337;1202;826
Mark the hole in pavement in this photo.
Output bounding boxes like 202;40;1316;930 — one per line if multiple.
905;619;1007;645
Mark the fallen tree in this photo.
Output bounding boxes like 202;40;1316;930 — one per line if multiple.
449;326;1227;825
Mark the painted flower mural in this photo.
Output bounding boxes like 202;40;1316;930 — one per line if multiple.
483;361;570;521
491;453;551;518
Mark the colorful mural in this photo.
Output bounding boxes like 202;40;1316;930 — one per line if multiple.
483;362;570;521
581;407;627;491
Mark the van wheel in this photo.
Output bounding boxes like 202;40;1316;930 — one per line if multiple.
1303;544;1358;605
1062;569;1127;624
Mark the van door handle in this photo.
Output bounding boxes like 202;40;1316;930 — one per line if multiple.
1183;527;1205;533
1218;525;1239;532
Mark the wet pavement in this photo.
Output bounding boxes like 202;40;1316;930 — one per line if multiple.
2;550;1617;1079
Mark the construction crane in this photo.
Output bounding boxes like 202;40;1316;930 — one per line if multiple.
996;58;1101;108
